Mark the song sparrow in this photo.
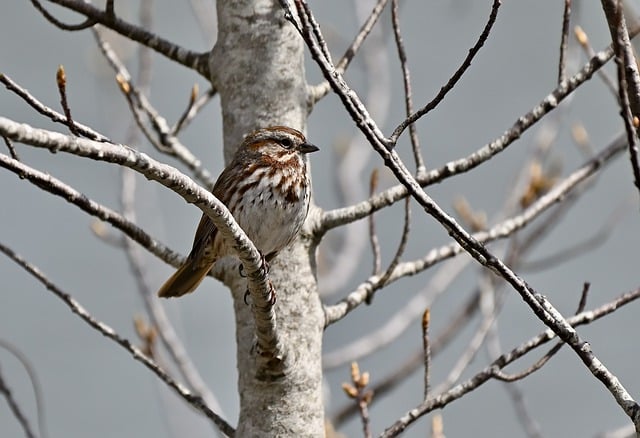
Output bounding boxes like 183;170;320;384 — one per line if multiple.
157;126;319;298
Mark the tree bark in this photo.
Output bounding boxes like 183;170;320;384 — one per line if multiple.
210;1;324;435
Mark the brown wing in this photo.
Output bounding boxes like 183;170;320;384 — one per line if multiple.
157;156;240;298
188;214;217;264
184;157;240;267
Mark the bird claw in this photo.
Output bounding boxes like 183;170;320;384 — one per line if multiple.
243;281;277;306
238;252;269;279
242;252;274;305
260;251;270;275
267;280;277;305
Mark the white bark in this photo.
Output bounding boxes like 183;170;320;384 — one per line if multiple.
210;1;324;435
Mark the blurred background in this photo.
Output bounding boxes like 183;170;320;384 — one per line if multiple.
1;1;640;437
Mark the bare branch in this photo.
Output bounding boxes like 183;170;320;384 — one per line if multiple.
29;0;96;31
341;362;373;438
390;0;424;173
368;169;382;276
0;364;37;438
0;153;182;268
602;0;640;195
92;27;217;189
558;0;573;84
380;286;640;436
0;340;47;438
0;242;234;437
117;3;226;417
422;309;430;401
39;0;211;77
3;136;19;160
317;38;622;233
1;73;110;142
306;0;389;102
292;2;639;423
522;201;626;272
601;0;640;114
335;286;640;430
376;197;410;289
0;117;283;368
324;134;627;326
388;0;502;144
120;168;225;417
495;284;590;383
171;84;217;135
574;26;619;98
314;0;393;297
55;65;80;136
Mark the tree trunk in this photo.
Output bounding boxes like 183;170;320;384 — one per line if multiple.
210;1;324;435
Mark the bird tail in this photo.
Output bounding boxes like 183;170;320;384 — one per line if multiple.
157;259;213;298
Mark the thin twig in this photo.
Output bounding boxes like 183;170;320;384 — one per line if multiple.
173;84;201;135
3;136;19;160
388;0;502;144
105;0;115;17
0;153;183;269
0;364;37;438
380;286;640;436
41;0;211;77
521;202;625;272
390;0;424;172
605;0;640;194
323;256;470;369
558;0;573;84
305;0;389;102
0;340;48;438
55;65;80;136
601;0;640;114
92;27;217;189
335;286;640;428
376;197;410;288
0;242;235;437
342;363;373;438
118;1;226;419
574;26;619;98
170;86;216;135
0;117;281;372
29;0;96;30
1;73;110;142
323;134;627;326
291;3;639;424
494;283;591;382
422;309;430;401
318;31;634;233
368;169;382;276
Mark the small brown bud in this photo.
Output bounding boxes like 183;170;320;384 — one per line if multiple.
190;83;199;103
116;74;131;94
341;383;358;398
358;371;370;388
350;362;360;383
56;65;66;87
574;26;588;46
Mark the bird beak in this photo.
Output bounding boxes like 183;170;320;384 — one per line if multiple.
299;142;319;154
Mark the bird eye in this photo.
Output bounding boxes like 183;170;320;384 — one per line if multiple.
279;138;294;149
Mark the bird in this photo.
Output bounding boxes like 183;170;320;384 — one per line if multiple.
157;126;318;298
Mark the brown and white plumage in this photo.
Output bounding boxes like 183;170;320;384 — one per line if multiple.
157;126;318;298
